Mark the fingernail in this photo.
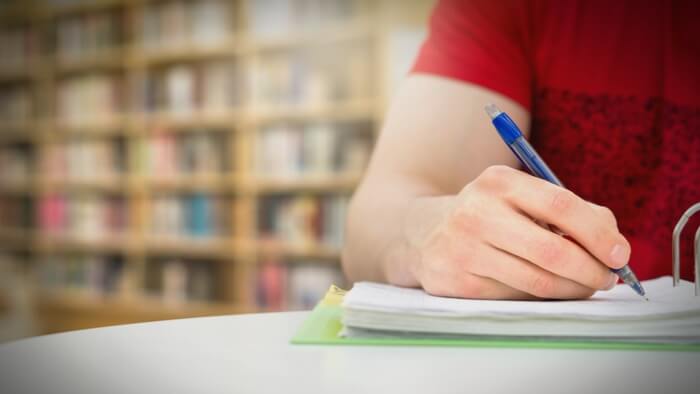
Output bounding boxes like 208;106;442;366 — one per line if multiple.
609;244;629;267
605;274;618;290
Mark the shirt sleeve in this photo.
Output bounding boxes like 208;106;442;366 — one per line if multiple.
412;0;533;110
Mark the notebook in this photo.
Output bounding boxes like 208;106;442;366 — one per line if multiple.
291;277;700;351
341;277;700;343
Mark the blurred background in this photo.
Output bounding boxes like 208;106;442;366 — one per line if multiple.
0;0;434;341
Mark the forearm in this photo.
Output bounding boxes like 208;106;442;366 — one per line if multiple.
341;175;455;287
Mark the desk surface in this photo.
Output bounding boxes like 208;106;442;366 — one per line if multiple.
1;311;699;394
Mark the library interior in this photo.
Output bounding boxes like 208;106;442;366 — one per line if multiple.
0;0;433;341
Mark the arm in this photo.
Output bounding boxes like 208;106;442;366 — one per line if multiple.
342;75;630;299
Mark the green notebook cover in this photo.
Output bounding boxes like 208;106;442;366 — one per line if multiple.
290;287;700;352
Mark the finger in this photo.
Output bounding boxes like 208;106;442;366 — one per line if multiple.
502;170;630;269
484;206;617;291
420;257;534;300
474;244;598;299
586;202;618;228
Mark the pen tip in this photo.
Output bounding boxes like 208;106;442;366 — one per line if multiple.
485;104;502;119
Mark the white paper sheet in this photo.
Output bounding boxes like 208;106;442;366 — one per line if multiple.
343;276;700;320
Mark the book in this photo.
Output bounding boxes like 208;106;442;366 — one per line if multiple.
140;0;231;51
258;194;348;249
37;254;125;297
251;45;371;108
0;144;32;184
0;196;33;230
254;258;344;310
256;122;371;179
0;86;31;125
149;194;229;239
42;138;124;181
248;0;359;39
0;26;34;71
287;262;344;310
56;11;121;63
56;74;122;125
145;258;218;304
340;277;700;344
37;194;127;239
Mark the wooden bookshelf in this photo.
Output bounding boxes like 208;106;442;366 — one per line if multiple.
0;0;432;334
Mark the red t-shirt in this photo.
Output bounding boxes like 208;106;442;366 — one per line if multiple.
412;0;700;281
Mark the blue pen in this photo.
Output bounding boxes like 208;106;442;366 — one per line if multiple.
485;104;647;299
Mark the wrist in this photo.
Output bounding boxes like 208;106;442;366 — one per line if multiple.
381;194;457;287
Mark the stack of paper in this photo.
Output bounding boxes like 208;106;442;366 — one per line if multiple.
341;277;700;344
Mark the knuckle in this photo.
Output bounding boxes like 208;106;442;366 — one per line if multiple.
456;276;484;299
549;189;576;214
475;165;512;190
528;275;555;298
449;206;483;235
600;206;618;226
592;225;617;248
571;287;596;300
536;238;566;265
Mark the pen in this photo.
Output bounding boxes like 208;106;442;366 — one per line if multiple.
484;104;647;299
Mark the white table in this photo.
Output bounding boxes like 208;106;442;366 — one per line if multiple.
1;311;699;394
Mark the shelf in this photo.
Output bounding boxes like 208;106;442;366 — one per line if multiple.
143;236;239;259
0;181;34;194
35;234;137;254
139;176;237;192
256;241;342;261
243;20;374;52
0;68;35;83
0;292;9;315
35;291;245;333
129;41;242;66
54;49;127;74
0;125;38;141
46;0;124;17
37;178;127;193
50;117;128;136
0;227;33;246
244;174;361;193
129;112;242;131
247;99;376;125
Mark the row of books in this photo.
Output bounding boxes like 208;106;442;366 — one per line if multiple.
38;195;128;239
255;260;344;310
0;196;33;229
41;138;125;181
37;254;219;304
139;131;228;178
145;258;219;304
52;54;371;123
248;0;362;39
0;86;32;125
250;45;371;107
256;122;371;178
258;194;348;249
56;73;123;125
140;0;232;51
0;145;32;184
37;254;125;297
56;11;122;62
149;194;230;239
0;27;34;71
138;61;242;116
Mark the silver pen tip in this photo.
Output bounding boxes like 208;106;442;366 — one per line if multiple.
485;104;502;120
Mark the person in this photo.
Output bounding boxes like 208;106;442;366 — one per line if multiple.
341;0;700;300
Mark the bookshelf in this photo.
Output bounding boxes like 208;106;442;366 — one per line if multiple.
0;0;432;335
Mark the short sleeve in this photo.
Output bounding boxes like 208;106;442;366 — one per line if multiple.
412;0;533;110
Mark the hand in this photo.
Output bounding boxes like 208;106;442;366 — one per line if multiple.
409;165;630;300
